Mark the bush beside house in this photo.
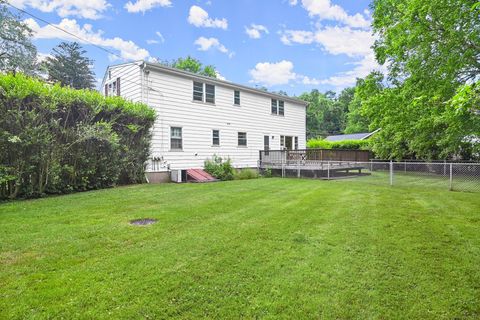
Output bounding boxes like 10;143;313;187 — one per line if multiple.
0;73;155;200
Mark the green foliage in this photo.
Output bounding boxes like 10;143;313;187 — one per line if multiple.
44;42;96;89
359;0;480;160
0;2;37;75
234;168;259;180
299;88;354;139
204;155;234;180
307;139;370;150
161;56;217;78
0;73;155;199
262;168;273;178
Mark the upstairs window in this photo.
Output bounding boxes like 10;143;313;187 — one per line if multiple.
170;127;183;150
205;84;215;104
105;77;120;97
212;130;220;146
193;82;204;101
238;132;247;147
271;99;285;116
234;90;240;105
271;99;277;114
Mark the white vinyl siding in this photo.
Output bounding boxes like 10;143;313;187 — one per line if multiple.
108;63;307;171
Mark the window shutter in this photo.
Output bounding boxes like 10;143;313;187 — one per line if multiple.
104;84;108;96
116;77;120;96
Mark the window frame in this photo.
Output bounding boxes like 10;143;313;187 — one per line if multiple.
294;136;298;150
234;90;241;105
193;81;204;102
205;83;215;104
170;126;183;151
238;132;247;147
212;129;220;146
271;99;278;115
278;100;285;116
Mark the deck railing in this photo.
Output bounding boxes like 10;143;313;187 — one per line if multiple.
259;148;371;165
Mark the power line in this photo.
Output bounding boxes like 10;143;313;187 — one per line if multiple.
5;1;164;95
5;1;125;61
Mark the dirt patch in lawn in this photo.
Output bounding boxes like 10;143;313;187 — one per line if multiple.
130;218;157;226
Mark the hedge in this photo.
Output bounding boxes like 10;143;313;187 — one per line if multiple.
306;138;370;150
0;73;156;200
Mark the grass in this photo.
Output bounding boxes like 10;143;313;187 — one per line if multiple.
1;178;479;319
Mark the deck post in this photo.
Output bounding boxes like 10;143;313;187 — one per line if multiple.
449;163;453;191
327;161;330;180
390;160;393;186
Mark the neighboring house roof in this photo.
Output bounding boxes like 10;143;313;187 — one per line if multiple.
101;60;309;107
325;129;380;142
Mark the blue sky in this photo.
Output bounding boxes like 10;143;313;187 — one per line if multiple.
10;0;379;95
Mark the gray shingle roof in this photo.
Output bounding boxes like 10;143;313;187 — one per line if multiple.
325;130;378;142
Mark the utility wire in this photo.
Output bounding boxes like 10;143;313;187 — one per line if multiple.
5;1;164;95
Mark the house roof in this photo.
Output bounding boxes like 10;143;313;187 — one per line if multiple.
325;129;380;142
101;60;308;107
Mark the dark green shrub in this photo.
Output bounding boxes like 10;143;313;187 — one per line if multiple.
0;73;155;199
234;168;259;180
204;155;234;181
262;168;273;178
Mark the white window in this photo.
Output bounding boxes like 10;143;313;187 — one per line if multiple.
238;132;247;147
193;82;203;101
234;90;240;105
212;130;220;146
205;84;215;104
105;77;120;97
170;127;182;150
271;99;285;116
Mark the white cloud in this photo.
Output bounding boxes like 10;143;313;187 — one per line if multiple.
124;0;171;13
301;0;370;29
194;36;233;57
187;5;228;29
288;0;298;5
25;18;150;61
147;31;165;44
279;25;379;88
245;24;269;39
280;30;314;45
249;60;297;86
215;71;226;81
9;0;110;19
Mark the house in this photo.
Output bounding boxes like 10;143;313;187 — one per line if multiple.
101;61;308;182
324;129;380;142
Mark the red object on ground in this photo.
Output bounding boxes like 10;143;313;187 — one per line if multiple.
187;169;217;182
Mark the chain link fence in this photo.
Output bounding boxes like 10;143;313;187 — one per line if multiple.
259;151;480;193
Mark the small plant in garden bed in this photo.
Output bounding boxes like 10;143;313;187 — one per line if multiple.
234;168;259;180
204;154;235;181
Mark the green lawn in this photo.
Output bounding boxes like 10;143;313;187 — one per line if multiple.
1;178;479;319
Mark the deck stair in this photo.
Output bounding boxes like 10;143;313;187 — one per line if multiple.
186;169;218;182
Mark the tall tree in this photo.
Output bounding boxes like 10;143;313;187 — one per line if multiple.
362;0;480;159
161;56;217;78
300;89;350;139
44;42;96;89
0;2;37;75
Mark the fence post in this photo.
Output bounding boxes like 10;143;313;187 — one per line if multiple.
297;157;301;178
327;161;330;180
449;163;453;191
281;150;285;178
390;160;393;186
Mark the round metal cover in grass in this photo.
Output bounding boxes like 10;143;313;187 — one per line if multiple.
130;218;157;226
